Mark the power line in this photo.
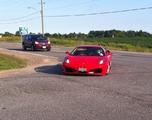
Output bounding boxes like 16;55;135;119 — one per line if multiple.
0;16;39;24
0;1;41;25
45;6;152;18
1;6;152;25
0;11;39;22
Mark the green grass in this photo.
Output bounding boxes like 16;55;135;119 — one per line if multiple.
50;37;152;52
0;36;152;52
0;36;21;42
0;53;27;71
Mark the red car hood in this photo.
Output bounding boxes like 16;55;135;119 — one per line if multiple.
67;56;104;68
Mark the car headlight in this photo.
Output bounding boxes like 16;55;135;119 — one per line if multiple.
35;41;39;44
99;60;105;64
65;58;70;64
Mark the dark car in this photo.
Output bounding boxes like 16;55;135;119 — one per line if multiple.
22;34;51;51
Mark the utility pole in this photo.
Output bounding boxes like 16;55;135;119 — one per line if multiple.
41;0;44;36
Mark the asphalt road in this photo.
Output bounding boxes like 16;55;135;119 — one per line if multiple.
0;42;152;120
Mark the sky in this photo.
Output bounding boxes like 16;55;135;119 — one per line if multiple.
0;0;152;34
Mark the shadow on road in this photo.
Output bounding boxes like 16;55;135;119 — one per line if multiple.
8;48;49;52
8;48;23;51
34;64;95;77
35;64;63;75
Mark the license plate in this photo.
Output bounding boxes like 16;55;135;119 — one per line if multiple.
42;46;46;49
78;68;87;72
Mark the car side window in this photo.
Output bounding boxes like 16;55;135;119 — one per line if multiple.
101;47;106;56
25;36;28;41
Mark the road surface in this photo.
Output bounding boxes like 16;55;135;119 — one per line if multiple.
0;42;152;120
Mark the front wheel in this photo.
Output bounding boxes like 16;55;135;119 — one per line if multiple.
31;45;36;51
47;48;50;51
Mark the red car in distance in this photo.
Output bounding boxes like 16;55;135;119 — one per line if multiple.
22;34;51;51
63;45;112;76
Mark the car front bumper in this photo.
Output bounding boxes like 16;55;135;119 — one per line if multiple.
62;63;108;76
35;44;51;50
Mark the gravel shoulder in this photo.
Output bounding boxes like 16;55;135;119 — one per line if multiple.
0;48;60;78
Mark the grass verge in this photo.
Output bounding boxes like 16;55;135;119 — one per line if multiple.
0;53;27;71
50;37;152;52
0;36;21;42
0;36;152;52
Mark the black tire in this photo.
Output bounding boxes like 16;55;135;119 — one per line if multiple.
22;44;27;51
31;45;36;51
47;48;50;51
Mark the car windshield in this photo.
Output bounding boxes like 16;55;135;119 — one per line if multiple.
71;47;105;56
30;35;47;41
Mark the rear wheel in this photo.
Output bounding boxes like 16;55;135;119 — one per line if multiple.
22;44;27;51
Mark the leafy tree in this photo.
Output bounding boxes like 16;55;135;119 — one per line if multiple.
3;32;14;37
44;33;51;37
15;31;20;36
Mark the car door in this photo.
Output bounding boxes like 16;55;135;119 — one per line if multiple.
23;35;29;47
106;50;112;62
26;35;33;47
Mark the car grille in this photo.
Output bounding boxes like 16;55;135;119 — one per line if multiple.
78;71;87;74
65;67;76;72
40;43;46;45
90;68;102;73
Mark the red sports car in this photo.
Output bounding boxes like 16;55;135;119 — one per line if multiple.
63;45;112;76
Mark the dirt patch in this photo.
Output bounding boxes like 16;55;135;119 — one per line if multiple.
0;48;60;78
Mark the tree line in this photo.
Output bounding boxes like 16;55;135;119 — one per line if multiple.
1;30;152;38
45;30;152;38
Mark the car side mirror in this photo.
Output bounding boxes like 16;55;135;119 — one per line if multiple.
106;50;111;55
65;51;70;55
